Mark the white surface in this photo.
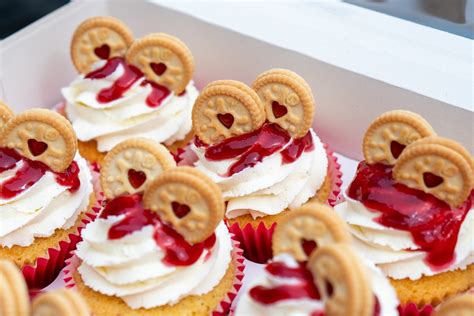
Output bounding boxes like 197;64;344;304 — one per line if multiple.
158;0;473;111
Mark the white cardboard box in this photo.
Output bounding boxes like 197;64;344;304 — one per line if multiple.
0;0;472;306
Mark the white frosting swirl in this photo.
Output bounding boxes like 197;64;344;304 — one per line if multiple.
335;197;474;280
75;217;233;309
235;253;399;316
0;154;93;247
190;129;328;219
62;61;198;152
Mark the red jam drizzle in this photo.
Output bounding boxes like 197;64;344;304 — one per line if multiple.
141;80;171;108
85;57;143;104
348;161;473;269
100;194;217;266
0;148;81;199
281;130;314;164
249;261;320;305
197;122;315;176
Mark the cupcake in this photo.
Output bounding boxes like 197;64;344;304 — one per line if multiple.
335;110;474;308
186;69;341;262
234;203;399;315
61;16;198;164
65;138;243;315
0;259;90;316
0;106;97;288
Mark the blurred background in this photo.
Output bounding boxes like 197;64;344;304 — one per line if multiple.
0;0;473;39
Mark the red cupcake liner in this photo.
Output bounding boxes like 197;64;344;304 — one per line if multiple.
227;144;342;263
64;234;245;315
398;303;434;316
20;164;104;289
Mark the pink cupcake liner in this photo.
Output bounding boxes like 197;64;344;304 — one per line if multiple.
20;164;104;289
227;145;342;264
398;303;434;316
64;234;245;315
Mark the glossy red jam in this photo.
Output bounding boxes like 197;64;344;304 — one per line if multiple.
0;147;81;199
348;161;473;269
85;57;142;104
100;194;217;266
197;122;314;177
142;80;171;108
249;261;320;305
281;130;314;164
85;57;173;108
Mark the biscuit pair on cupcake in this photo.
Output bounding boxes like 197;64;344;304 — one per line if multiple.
235;203;400;316
66;137;243;315
62;17;198;163
335;110;474;310
187;69;341;262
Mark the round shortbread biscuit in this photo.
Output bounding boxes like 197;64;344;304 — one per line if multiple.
70;16;133;74
100;138;176;199
410;136;474;173
252;69;315;138
143;167;224;244
205;80;262;108
0;260;30;316
308;244;374;316
0;109;77;172
363;110;435;165
32;289;89;316
192;82;265;145
393;143;473;208
0;100;13;130
435;293;474;316
272;203;352;261
126;33;194;94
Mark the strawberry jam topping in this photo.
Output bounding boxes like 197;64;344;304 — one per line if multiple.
196;122;314;176
348;161;473;269
251;258;381;315
0;147;81;199
99;194;217;267
249;261;320;304
85;57;172;108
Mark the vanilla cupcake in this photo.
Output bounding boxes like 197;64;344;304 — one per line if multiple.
62;17;198;164
0;106;96;289
187;69;341;262
335;110;474;308
65;139;243;315
235;203;399;316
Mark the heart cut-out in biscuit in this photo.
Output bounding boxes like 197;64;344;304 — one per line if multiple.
143;167;224;244
100;138;176;199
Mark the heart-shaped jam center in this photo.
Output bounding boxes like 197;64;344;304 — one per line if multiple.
94;44;111;60
217;113;234;129
27;139;48;156
390;140;406;159
324;279;334;297
423;172;444;188
272;101;288;118
301;239;317;257
172;201;191;218
150;62;167;76
128;169;147;189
